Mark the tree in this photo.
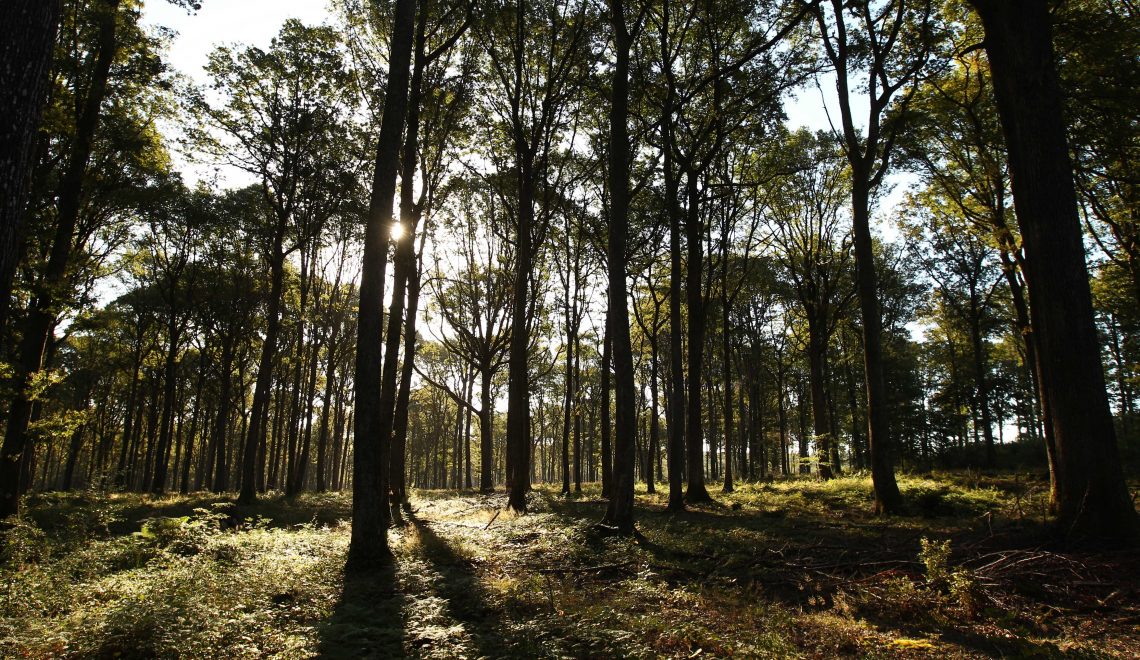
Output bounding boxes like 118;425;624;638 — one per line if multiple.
0;0;62;333
811;0;936;512
966;0;1139;541
601;0;639;535
426;184;514;493
349;0;417;570
1;0;123;518
766;130;855;479
473;0;592;513
192;21;355;505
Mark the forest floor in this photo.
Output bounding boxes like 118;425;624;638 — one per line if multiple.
2;472;1138;659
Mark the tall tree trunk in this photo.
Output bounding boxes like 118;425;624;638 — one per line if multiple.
315;330;338;493
152;319;181;494
238;250;285;503
968;0;1138;541
115;327;144;488
721;290;734;492
479;367;494;492
850;178;902;512
684;172;711;503
505;0;535;514
347;0;417;570
0;0;119;518
600;317;613;498
603;0;636;533
807;326;833;479
968;300;996;467
647;340;659;494
391;295;418;506
0;0;61;332
662;0;685;512
562;314;573;494
61;424;86;491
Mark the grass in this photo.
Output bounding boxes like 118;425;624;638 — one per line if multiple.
1;472;1137;658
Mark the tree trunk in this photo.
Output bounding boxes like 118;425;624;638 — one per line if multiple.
968;0;1138;541
152;319;181;494
0;0;61;332
479;367;494;492
807;326;833;479
968;299;996;467
850;178;902;512
662;0;686;513
0;0;119;518
648;340;659;494
684;171;711;503
562;314;573;494
721;290;734;492
600;316;612;498
347;0;416;569
238;250;285;503
603;0;636;533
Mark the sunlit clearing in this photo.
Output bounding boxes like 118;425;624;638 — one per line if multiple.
391;222;405;240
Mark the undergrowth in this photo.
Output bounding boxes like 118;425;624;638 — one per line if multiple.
1;472;1136;658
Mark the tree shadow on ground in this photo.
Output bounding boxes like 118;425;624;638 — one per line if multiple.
528;488;1104;658
316;560;406;658
405;513;518;658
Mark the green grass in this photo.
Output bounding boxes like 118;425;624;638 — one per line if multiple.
1;472;1136;658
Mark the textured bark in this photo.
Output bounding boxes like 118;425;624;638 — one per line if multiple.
504;0;536;513
600;317;612;499
479;368;494;492
391;251;422;504
851;180;901;510
721;286;734;492
0;0;119;518
380;12;428;517
561;307;573;494
0;0;61;332
969;0;1138;541
807;330;833;479
660;0;686;513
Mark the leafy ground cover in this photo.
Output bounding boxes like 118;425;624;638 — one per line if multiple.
2;472;1137;658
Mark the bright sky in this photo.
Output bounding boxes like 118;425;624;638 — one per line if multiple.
142;1;335;84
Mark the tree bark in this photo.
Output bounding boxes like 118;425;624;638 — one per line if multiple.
851;178;902;511
603;0;636;533
968;0;1138;541
0;0;61;332
0;0;119;518
684;172;711;503
347;0;417;571
238;250;284;503
600;316;612;498
662;0;686;513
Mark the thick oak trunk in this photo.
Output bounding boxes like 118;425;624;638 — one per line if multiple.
0;0;61;331
969;0;1138;541
0;0;119;518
